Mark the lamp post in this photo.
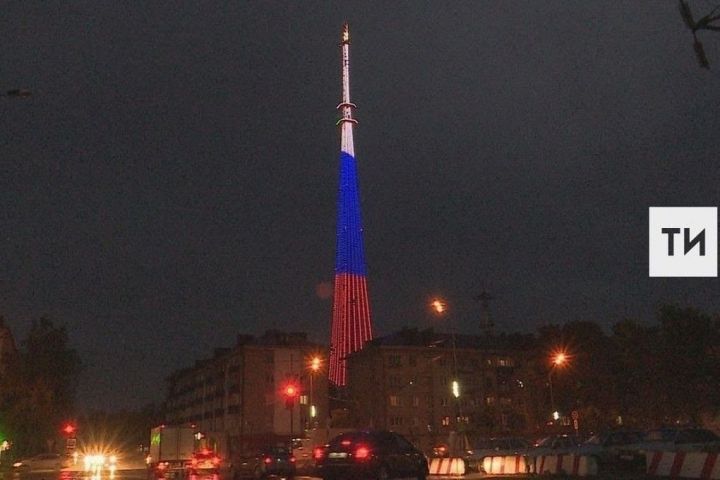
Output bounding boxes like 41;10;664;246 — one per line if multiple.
548;351;568;421
431;298;462;431
308;355;322;427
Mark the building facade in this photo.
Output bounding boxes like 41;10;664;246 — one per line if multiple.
346;328;538;453
164;330;328;454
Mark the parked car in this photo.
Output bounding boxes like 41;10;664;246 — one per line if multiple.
573;430;645;472
529;434;584;456
315;430;428;480
189;449;221;475
13;453;72;472
464;437;530;472
232;445;295;479
639;427;720;453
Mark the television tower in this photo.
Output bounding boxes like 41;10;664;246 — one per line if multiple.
329;22;374;387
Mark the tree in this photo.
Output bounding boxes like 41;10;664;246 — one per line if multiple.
655;304;719;423
0;317;82;455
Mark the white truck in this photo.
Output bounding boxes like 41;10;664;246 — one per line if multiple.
147;425;196;478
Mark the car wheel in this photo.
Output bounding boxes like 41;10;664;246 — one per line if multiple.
417;463;428;480
377;464;390;480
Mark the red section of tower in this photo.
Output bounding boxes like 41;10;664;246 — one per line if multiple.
328;23;374;387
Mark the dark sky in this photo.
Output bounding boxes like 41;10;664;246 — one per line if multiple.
1;1;718;411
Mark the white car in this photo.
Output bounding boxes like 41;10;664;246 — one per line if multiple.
13;453;72;472
639;428;720;453
464;437;530;472
529;434;583;457
573;431;645;473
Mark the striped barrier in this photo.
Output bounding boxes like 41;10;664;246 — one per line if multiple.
531;454;598;476
646;451;720;479
481;455;529;475
428;457;466;476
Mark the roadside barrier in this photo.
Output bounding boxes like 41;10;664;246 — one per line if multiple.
531;454;598;476
481;455;529;475
646;451;720;479
428;457;466;476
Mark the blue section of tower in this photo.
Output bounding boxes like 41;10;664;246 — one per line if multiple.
335;150;368;276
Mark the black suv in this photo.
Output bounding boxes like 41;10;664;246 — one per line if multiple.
315;430;428;480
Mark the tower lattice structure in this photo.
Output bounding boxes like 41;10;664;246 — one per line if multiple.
329;23;374;387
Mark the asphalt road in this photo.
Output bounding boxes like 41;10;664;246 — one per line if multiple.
0;471;658;480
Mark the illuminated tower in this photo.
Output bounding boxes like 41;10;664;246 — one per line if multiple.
329;23;374;387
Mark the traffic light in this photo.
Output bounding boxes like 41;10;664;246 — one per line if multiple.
283;383;300;409
62;423;76;436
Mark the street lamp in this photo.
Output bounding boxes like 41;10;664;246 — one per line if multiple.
548;350;569;420
308;355;323;426
431;298;462;426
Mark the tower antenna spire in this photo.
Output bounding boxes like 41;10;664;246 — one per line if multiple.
329;22;373;388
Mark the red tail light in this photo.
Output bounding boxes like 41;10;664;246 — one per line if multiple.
341;440;352;446
355;446;370;459
263;457;272;464
191;458;198;466
290;456;296;463
313;447;325;460
212;457;220;465
157;463;168;470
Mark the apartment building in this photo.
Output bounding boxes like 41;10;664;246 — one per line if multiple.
346;327;537;453
164;330;328;454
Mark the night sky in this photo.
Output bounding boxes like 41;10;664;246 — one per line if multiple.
1;1;718;411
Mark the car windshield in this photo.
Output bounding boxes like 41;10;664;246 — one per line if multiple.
264;446;290;455
677;429;720;443
534;437;553;447
329;432;370;448
644;429;675;442
194;451;216;459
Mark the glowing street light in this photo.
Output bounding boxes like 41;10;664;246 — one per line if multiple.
308;355;323;424
430;297;462;426
431;299;447;314
548;350;569;420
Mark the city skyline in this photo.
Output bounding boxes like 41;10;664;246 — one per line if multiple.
1;2;718;411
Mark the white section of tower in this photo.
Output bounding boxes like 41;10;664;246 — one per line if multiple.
338;22;357;157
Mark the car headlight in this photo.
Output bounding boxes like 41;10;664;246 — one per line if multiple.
12;462;23;468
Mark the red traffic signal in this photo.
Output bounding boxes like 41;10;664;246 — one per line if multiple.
62;424;76;436
284;384;299;398
283;382;300;409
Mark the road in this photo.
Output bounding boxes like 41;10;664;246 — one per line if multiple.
0;471;659;480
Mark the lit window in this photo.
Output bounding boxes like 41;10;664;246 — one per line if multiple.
389;395;401;407
441;416;450;426
299;395;308;405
